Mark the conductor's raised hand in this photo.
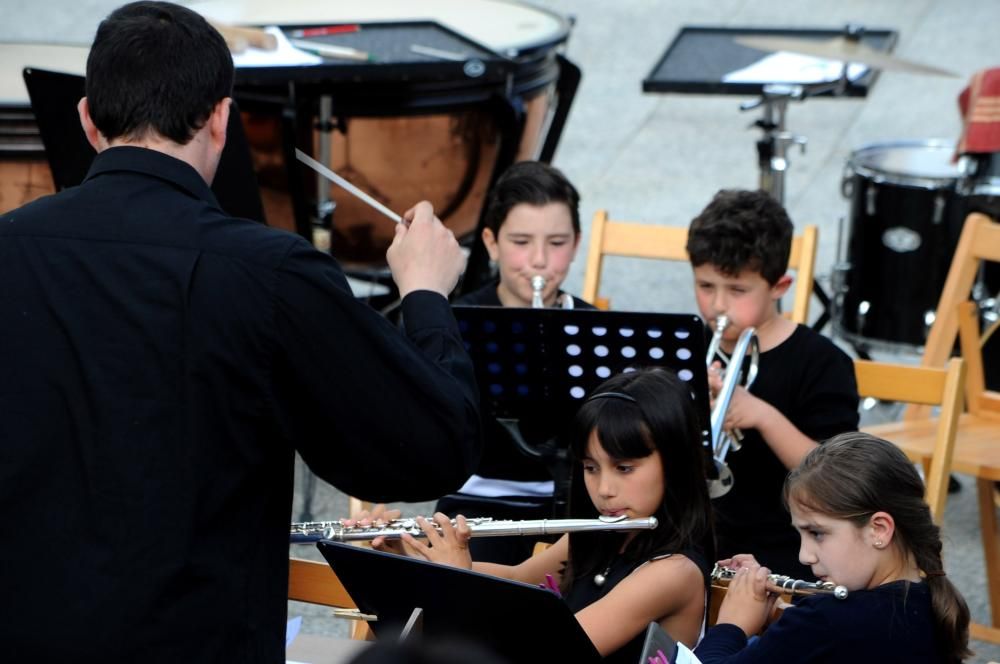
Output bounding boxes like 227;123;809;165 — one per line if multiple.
396;513;473;570
386;201;466;298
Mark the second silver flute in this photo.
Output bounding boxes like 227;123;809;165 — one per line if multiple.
711;564;849;600
290;515;657;543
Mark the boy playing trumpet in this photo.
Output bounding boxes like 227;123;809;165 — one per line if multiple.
687;189;859;579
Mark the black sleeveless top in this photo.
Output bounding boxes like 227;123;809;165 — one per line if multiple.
563;548;710;664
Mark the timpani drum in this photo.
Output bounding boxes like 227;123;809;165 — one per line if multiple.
834;140;968;349
0;110;53;214
191;0;576;274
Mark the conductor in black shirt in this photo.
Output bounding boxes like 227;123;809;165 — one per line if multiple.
0;2;481;662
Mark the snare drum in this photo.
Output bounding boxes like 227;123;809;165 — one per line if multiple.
835;140;967;349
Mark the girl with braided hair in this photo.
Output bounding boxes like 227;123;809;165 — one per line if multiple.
696;432;971;663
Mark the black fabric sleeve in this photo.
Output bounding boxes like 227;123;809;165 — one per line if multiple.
695;600;834;663
270;239;482;502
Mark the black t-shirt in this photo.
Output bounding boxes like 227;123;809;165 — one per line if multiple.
712;325;858;578
457;279;594;311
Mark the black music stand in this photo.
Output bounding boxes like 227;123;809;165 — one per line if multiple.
452;306;711;515
317;540;602;663
22;67;267;224
642;25;897;96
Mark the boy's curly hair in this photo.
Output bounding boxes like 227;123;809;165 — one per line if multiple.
686;189;793;285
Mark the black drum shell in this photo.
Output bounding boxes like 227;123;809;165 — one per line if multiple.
836;141;965;348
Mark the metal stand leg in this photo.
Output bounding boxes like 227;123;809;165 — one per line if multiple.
743;83;846;333
315;95;336;228
297;455;317;523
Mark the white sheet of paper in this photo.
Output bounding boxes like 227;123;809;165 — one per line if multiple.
676;642;703;664
233;26;322;68
723;51;868;84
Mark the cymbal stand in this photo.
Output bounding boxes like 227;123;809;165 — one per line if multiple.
314;94;337;236
739;66;851;204
739;72;851;331
740;83;809;205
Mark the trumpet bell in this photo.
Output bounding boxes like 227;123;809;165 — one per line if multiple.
707;460;734;498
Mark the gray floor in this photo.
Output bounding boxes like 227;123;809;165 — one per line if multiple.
7;0;1000;661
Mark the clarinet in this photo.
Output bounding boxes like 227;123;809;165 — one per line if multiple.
290;515;658;543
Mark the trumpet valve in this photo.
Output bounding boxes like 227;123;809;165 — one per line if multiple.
705;315;730;366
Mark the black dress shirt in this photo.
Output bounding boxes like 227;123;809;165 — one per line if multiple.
0;146;481;662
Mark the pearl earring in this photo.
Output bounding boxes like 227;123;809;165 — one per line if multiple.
874;540;884;548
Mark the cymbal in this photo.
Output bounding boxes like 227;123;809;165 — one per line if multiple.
734;35;959;78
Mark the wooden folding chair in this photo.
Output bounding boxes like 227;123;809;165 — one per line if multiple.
854;357;966;524
919;212;1000;373
581;210;818;324
876;211;1000;642
953;300;1000;643
288;557;374;640
863;210;1000;641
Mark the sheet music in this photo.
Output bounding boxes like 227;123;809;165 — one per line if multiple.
233;26;321;68
723;51;868;84
675;642;703;664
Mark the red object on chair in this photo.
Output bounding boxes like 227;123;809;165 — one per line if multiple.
956;67;1000;157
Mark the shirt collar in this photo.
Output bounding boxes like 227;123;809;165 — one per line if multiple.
84;145;222;208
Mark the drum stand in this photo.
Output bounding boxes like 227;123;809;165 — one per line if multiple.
741;73;850;333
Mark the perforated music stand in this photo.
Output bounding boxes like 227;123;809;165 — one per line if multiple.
452;306;712;513
22;67;267;224
317;540;602;663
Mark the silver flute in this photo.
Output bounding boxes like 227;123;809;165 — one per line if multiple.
711;564;848;600
290;514;658;543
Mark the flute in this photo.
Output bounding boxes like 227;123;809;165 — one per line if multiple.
290;514;657;543
711;564;848;600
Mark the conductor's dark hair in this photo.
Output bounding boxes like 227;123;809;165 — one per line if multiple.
785;432;971;663
482;161;581;235
686;189;793;285
86;1;233;144
562;368;715;594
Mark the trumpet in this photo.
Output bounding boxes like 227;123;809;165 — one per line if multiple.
711;564;848;600
706;315;760;498
531;275;546;308
290;514;657;543
530;274;574;309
